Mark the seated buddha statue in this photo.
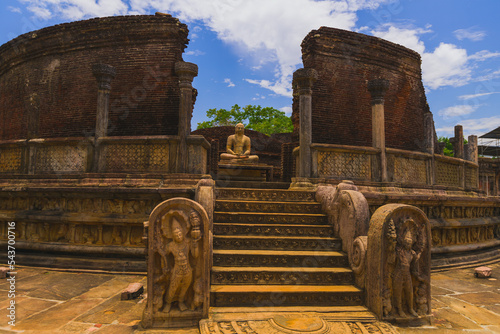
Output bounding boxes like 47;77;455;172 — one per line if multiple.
220;123;259;163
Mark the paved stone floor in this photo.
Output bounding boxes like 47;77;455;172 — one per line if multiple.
0;261;498;333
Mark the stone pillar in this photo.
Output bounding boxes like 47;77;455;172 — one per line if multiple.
423;112;435;154
368;79;389;182
466;135;478;164
92;64;116;138
293;68;317;179
175;62;198;173
451;125;464;159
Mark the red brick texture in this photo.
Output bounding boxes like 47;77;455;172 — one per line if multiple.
294;27;431;152
0;15;189;140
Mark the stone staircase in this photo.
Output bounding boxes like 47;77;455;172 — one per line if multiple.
210;187;366;311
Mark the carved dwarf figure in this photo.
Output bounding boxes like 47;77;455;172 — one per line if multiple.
160;216;201;313
220;123;259;163
393;227;419;318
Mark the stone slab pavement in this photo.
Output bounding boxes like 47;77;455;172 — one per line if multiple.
0;262;497;333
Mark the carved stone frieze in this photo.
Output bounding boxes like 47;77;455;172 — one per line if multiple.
0;195;156;215
0;221;144;246
216;188;316;202
213;252;348;268
142;198;210;329
213;236;341;251
370;204;500;220
431;225;499;247
367;204;431;324
212;291;363;308
215;201;322;214
214;212;327;225
213;223;332;237
211;270;353;285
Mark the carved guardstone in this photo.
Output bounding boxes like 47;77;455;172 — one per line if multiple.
366;204;432;325
141;198;210;329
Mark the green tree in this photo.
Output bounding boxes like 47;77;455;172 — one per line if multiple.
437;136;468;157
196;104;293;135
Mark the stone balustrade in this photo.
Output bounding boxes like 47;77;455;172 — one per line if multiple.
0;135;209;175
293;143;479;190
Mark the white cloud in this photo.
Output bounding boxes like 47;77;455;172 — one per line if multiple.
372;25;472;90
436;116;500;136
438;104;479;120
371;24;429;54
223;78;235;87
422;43;471;90
469;50;500;62
459;92;500;100
185;49;205;56
280;106;292;116
19;0;129;20
454;27;486;42
8;6;22;13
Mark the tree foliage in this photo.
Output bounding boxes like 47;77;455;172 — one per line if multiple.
196;104;293;135
437;136;468;157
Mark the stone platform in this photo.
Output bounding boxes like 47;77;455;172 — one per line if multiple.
217;163;274;182
0;263;500;333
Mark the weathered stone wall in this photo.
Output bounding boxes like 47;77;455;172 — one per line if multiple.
0;15;188;140
295;27;430;152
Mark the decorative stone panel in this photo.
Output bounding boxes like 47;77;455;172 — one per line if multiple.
389;155;427;184
435;160;460;187
101;143;169;173
35;144;88;173
317;151;371;180
0;147;24;173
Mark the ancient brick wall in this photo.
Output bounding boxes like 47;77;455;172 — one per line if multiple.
294;27;430;152
0;15;188;140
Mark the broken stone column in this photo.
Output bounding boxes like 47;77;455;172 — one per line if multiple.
465;135;478;164
451;125;464;159
368;79;389;182
92;64;116;138
175;62;198;173
293;68;317;179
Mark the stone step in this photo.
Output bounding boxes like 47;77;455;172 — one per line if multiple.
213;223;333;237
216;187;316;202
215;200;322;214
213;249;348;268
214;212;328;225
210;284;364;307
215;180;290;189
211;266;354;285
207;305;377;322
213;235;341;251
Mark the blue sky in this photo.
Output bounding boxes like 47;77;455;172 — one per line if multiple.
1;0;499;144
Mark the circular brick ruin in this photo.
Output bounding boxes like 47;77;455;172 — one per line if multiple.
0;15;189;140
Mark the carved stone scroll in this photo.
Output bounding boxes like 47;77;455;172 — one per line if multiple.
316;180;370;287
142;198;210;329
367;204;431;325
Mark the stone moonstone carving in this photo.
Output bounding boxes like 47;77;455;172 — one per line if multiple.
366;204;432;324
142;198;210;329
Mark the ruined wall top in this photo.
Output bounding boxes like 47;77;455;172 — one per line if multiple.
294;27;430;152
0;15;189;140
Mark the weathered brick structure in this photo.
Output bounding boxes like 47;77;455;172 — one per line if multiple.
294;27;429;152
0;15;188;140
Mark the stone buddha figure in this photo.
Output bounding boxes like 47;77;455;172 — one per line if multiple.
220;123;259;163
